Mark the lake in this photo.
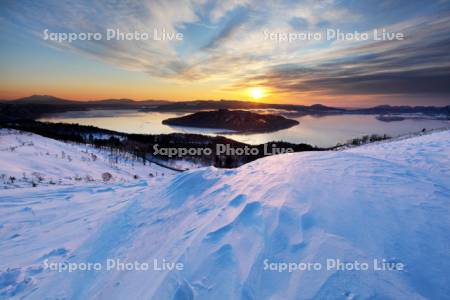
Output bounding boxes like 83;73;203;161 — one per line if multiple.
39;110;450;147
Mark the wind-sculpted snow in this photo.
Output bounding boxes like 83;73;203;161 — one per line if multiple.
0;130;449;299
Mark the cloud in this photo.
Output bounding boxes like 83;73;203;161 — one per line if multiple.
1;0;450;103
201;5;249;50
1;0;199;77
229;13;450;98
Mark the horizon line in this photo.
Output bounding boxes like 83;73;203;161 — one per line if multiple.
2;94;449;109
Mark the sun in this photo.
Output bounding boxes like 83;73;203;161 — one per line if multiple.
249;87;265;100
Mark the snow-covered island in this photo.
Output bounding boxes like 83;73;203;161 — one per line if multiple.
0;128;449;299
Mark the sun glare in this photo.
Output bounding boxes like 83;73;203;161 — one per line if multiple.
249;87;265;100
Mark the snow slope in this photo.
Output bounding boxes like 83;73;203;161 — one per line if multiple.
0;129;175;189
0;130;449;299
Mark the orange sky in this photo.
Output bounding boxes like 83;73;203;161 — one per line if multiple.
1;1;450;107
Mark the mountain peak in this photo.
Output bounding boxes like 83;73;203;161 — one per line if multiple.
14;94;70;104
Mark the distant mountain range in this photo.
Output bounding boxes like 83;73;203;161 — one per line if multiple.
0;95;449;121
2;95;170;106
0;95;170;121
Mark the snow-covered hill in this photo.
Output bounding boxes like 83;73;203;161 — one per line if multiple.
0;129;175;189
0;130;449;299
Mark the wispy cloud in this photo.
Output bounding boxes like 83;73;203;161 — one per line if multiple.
228;13;450;100
1;0;450;104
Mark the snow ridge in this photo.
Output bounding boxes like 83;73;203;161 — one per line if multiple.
0;130;449;299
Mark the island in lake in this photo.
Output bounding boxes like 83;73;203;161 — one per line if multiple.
162;109;300;133
376;115;406;122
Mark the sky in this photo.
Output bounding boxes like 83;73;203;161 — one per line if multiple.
0;0;450;106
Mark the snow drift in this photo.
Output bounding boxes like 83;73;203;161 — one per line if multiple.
0;130;449;299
